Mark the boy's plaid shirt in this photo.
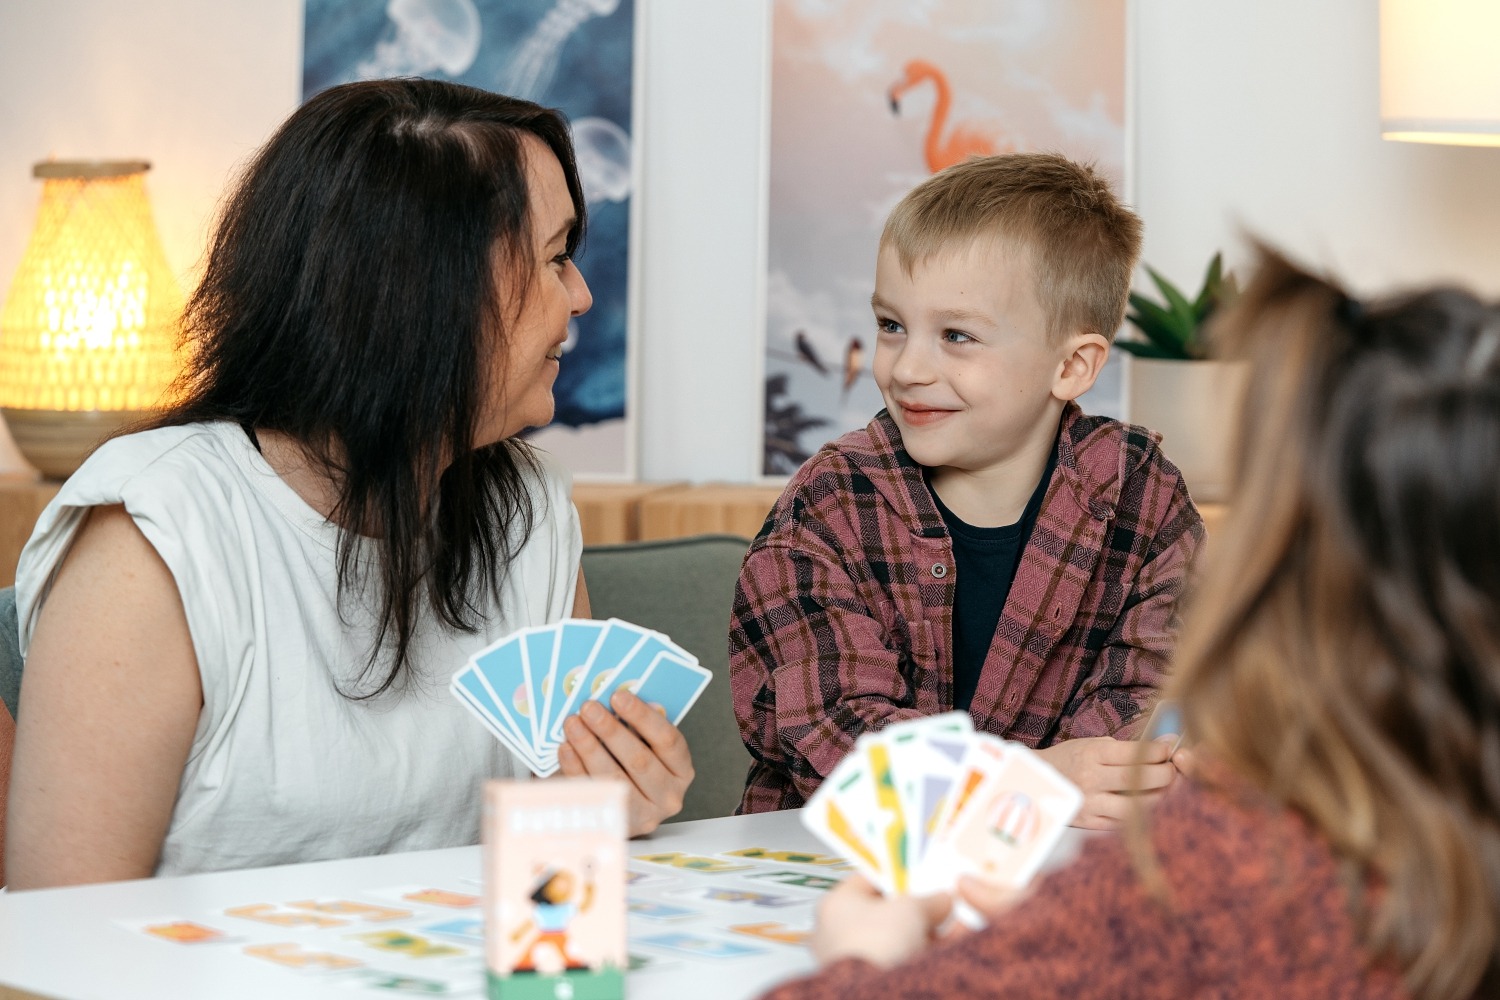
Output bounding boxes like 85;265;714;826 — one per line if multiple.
730;404;1205;813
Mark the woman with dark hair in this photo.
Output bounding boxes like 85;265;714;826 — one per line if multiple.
5;79;692;888
758;248;1500;1000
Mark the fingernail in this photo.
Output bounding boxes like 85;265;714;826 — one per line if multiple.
612;689;636;711
582;700;607;723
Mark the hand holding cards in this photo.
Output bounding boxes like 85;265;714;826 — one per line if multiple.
452;618;712;777
801;713;1082;898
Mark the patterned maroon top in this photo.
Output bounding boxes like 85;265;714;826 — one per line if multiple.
760;778;1413;1000
730;404;1204;812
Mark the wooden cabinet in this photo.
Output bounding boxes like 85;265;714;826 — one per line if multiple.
638;484;785;541
0;479;1229;587
1198;502;1227;539
0;478;59;588
569;481;686;545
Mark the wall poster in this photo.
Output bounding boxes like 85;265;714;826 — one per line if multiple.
304;0;639;478
762;0;1128;476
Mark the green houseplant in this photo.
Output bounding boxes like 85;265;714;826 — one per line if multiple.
1116;253;1246;503
1115;253;1239;360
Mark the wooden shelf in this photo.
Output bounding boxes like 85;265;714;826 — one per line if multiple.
0;480;1224;588
637;483;786;542
1198;502;1227;539
570;481;686;545
0;477;59;589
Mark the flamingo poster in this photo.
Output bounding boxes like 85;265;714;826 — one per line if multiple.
762;0;1127;475
303;0;638;477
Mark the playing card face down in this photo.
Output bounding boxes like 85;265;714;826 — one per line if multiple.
801;712;1083;897
452;618;711;778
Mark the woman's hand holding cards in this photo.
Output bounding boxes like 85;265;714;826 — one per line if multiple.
558;689;694;837
1036;736;1178;829
952;874;1026;927
450;617;708;835
810;874;952;969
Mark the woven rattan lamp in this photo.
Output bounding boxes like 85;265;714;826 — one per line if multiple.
0;160;182;479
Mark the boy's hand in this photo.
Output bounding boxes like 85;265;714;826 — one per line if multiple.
811;875;951;969
1036;736;1177;829
558;689;694;837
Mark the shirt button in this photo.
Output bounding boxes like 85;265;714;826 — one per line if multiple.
930;563;948;579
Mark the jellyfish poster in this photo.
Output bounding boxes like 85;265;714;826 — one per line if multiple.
761;0;1127;476
304;0;638;477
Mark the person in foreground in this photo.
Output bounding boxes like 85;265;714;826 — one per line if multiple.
731;153;1203;825
4;79;692;890
761;248;1500;1000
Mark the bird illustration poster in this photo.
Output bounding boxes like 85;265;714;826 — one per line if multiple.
762;0;1127;475
303;0;638;477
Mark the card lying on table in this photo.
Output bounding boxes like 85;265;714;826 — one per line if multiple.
801;713;1083;897
485;778;628;999
452;617;713;777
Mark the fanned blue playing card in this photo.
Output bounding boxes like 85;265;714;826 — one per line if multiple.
537;619;606;750
451;618;712;777
587;632;694;710
631;653;713;726
549;618;652;741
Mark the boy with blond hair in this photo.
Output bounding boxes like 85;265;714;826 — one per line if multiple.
730;153;1203;827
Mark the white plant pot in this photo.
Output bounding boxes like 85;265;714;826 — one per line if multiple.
1126;357;1248;504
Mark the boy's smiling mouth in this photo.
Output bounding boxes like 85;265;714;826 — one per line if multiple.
894;400;958;426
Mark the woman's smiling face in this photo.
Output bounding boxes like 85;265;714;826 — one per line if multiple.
477;134;592;448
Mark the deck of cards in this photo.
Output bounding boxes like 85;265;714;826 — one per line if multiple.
802;713;1083;898
452;617;712;778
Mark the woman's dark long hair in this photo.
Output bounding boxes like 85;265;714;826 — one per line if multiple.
158;78;586;697
1164;247;1500;999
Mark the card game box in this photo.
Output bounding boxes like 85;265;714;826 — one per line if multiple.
484;779;629;1000
453;617;712;777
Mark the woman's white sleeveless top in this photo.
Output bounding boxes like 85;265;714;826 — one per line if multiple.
16;422;580;875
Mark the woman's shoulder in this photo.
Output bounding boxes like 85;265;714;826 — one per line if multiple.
60;421;250;501
14;422;269;650
498;445;581;606
518;443;573;503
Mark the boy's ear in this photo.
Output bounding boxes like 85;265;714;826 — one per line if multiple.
1052;332;1110;402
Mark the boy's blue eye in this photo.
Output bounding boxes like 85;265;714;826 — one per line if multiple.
876;317;903;335
943;329;973;344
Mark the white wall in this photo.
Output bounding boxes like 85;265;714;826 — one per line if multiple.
1134;1;1500;298
2;0;1499;483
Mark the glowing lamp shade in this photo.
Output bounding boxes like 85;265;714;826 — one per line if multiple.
1380;0;1500;147
0;161;183;478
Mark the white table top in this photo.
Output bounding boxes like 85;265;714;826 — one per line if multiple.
0;809;829;1000
0;808;1091;1000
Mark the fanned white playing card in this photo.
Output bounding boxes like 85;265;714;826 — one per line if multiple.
802;713;1082;899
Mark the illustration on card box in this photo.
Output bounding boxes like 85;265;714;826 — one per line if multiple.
510;863;597;974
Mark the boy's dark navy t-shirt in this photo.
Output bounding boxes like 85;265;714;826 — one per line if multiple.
929;444;1059;712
